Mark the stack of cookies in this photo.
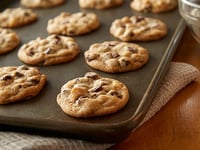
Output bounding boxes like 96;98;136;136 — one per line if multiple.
0;0;178;118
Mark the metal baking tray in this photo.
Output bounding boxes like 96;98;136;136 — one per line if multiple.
0;0;185;143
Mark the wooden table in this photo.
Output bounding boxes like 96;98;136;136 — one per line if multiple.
110;28;200;150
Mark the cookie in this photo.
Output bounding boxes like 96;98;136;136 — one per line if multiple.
0;28;20;54
84;41;149;73
18;35;80;65
79;0;123;9
110;16;167;42
57;72;129;118
130;0;178;13
20;0;65;8
47;12;100;36
0;8;37;28
0;65;47;104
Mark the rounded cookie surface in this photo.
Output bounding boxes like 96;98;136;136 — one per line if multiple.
47;12;100;36
18;35;80;65
84;41;149;73
20;0;65;8
130;0;178;13
0;65;47;104
57;72;129;118
79;0;123;9
0;28;20;54
110;16;167;42
0;8;37;28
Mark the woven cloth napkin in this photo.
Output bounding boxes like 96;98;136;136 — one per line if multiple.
0;62;199;150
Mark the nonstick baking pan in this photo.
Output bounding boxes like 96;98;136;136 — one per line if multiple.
0;0;185;143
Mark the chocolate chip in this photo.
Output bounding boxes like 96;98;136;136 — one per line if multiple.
90;93;97;98
105;52;119;59
68;30;75;36
24;11;30;16
135;16;145;23
28;50;35;56
107;42;117;47
45;48;54;54
89;84;102;92
86;54;99;62
18;84;22;88
85;72;100;80
111;52;119;58
19;66;29;70
105;52;112;59
128;32;134;37
110;91;123;99
30;79;40;85
0;75;13;81
74;78;80;84
120;24;126;28
53;35;62;45
81;13;87;17
120;59;130;67
86;56;93;62
53;35;60;40
128;47;138;53
75;96;86;106
14;72;24;78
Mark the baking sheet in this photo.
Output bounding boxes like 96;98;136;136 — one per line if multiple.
0;0;185;143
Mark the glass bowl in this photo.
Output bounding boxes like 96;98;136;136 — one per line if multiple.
179;0;200;43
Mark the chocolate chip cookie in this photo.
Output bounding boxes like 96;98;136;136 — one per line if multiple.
0;8;37;28
20;0;65;8
110;15;167;42
130;0;178;13
0;28;20;54
79;0;123;9
0;65;47;104
84;41;149;73
47;12;100;36
18;35;80;65
57;72;129;118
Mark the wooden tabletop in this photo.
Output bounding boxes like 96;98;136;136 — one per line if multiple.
110;28;200;150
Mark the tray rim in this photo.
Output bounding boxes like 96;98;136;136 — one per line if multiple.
0;0;186;143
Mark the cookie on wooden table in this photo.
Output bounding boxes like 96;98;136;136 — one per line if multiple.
79;0;123;9
0;8;37;28
0;65;47;104
0;28;20;54
18;35;80;65
110;16;167;42
20;0;65;8
47;12;100;36
57;72;129;118
130;0;178;13
84;41;149;73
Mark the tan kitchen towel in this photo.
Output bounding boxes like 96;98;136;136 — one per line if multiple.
0;62;199;150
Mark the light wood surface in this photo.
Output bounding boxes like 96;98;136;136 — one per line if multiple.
110;28;200;150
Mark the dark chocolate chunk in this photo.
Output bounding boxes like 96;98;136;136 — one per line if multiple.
85;72;100;80
89;84;102;92
0;75;13;81
135;16;145;23
128;47;138;53
14;72;24;78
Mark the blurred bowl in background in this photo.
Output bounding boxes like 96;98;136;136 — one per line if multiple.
179;0;200;43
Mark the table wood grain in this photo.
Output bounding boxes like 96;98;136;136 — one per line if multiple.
110;28;200;150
